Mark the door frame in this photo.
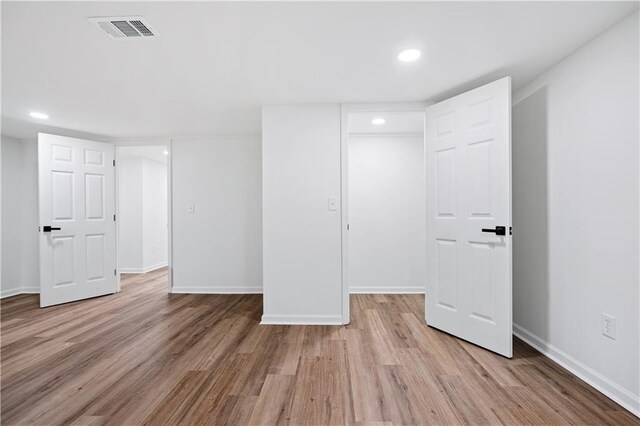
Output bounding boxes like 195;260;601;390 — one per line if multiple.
340;102;431;324
114;141;173;293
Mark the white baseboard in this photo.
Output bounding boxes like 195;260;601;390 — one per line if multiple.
513;323;640;417
171;286;263;294
0;288;22;299
0;286;40;299
120;263;168;274
120;268;144;274
142;263;168;273
349;287;425;294
261;314;343;325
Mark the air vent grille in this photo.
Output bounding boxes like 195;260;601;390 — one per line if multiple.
130;20;154;36
88;16;159;40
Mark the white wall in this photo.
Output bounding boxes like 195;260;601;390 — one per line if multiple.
262;105;343;324
119;155;168;273
348;134;426;293
171;137;262;293
21;140;39;293
1;137;39;297
119;156;144;272
1;136;24;296
2;135;259;296
1;136;2;294
142;158;168;271
513;11;639;414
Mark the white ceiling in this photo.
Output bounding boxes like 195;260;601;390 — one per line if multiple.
348;111;425;135
118;145;168;164
2;1;637;140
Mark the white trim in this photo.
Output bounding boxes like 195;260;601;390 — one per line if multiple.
1;288;23;299
120;269;144;274
340;104;350;325
261;314;343;325
349;287;425;294
348;132;424;139
171;286;263;294
115;144;172;293
143;262;169;274
513;323;640;417
0;287;40;299
340;102;432;327
167;140;174;292
120;263;168;274
109;134;260;144
115;144;122;292
342;102;431;113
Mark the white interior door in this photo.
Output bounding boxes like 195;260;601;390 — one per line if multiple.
38;133;116;307
425;77;512;357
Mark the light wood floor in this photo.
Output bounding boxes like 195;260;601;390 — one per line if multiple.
1;268;637;425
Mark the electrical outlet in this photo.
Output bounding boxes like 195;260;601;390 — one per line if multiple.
601;313;616;340
328;197;338;211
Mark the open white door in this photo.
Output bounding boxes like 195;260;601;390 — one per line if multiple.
425;77;512;357
38;133;117;307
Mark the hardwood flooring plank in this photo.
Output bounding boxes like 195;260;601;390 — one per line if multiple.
1;269;637;425
396;348;463;424
343;328;386;423
248;374;296;425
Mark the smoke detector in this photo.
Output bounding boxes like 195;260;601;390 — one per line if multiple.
88;16;160;40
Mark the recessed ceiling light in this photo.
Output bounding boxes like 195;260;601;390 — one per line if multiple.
162;150;169;155
372;118;386;125
29;111;49;120
397;49;422;63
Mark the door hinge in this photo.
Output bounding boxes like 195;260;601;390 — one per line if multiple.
347;224;350;230
113;159;116;166
113;214;116;221
509;226;513;235
114;269;117;276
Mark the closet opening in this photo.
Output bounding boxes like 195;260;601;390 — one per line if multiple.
341;107;426;322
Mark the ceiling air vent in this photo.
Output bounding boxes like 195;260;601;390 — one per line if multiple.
88;16;160;40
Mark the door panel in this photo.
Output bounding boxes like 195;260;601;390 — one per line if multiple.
435;238;457;310
51;171;74;220
86;234;106;281
39;133;116;307
426;77;512;357
52;236;75;286
85;173;105;219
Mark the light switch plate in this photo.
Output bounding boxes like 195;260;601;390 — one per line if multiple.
328;197;338;211
187;203;195;214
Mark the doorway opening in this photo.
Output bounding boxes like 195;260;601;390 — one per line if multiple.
116;145;170;293
340;78;513;357
341;106;427;321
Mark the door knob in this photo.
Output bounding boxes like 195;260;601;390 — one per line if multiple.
42;226;61;232
482;226;506;236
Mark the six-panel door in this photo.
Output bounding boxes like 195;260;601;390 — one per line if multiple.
425;77;513;357
39;133;116;307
